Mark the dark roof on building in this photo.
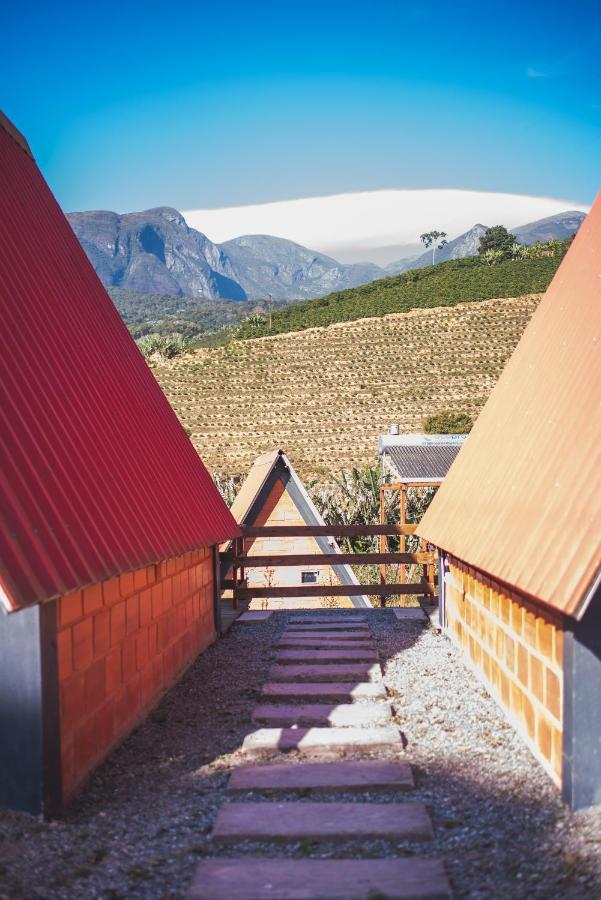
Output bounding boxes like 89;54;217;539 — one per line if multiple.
418;192;601;620
0;113;239;612
380;435;466;483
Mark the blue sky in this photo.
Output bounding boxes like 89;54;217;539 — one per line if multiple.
2;0;600;212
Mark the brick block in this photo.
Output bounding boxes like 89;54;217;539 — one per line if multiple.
138;586;152;625
489;588;499;617
136;629;150;671
126;673;141;720
554;629;563;667
60;590;83;626
510;601;523;636
73;618;94;671
106;646;123;693
150;583;162;620
140;663;154;705
163;576;173;608
516;642;528;686
120;571;135;598
522;693;535;739
133;567;147;591
530;655;544;703
61;672;85;732
110;600;126;644
152;655;164;693
102;576;121;608
546;668;561;721
146;564;157;586
126;594;139;634
94;609;110;657
537;714;552;761
148;622;159;657
57;627;73;680
84;657;106;708
537;619;553;659
94;698;114;750
523;610;537;648
504;635;515;671
113;687;129;733
83;583;103;616
75;715;96;773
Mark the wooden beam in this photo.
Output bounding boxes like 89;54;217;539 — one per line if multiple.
231;552;436;567
240;524;417;538
232;582;429;599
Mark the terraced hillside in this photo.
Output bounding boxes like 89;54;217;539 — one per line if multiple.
154;294;542;478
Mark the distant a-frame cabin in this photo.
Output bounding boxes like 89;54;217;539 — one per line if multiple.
224;450;369;608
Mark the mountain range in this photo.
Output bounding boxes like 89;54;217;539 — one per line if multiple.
67;207;586;305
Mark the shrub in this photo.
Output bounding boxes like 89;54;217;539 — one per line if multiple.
422;411;473;434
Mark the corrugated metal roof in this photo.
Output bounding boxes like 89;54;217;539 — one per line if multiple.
0;113;240;612
418;193;601;620
383;442;464;482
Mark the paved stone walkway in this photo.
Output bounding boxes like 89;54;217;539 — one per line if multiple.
189;612;452;899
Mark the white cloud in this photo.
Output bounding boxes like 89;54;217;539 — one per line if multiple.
527;67;546;78
183;189;589;264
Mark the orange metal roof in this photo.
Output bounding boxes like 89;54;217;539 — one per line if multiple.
418;193;601;619
0;113;239;612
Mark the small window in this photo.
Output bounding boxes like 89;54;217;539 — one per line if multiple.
301;571;319;584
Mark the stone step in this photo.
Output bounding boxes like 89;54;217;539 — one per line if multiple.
228;759;414;793
261;681;387;702
212;800;433;843
285;623;370;633
288;616;367;624
275;648;379;665
277;637;375;650
393;608;427;621
240;725;401;757
188;858;452;900
269;663;382;683
282;630;371;642
252;702;392;727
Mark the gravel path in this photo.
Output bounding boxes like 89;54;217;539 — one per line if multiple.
0;610;599;899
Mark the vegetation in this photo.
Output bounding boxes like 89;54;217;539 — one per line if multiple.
423;411;473;434
233;240;569;340
109;288;291;341
136;333;190;363
420;229;448;265
153;293;541;478
478;225;516;258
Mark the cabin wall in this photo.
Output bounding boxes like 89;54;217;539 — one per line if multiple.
56;547;216;804
245;479;348;600
444;557;563;785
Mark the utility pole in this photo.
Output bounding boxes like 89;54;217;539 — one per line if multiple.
268;293;273;330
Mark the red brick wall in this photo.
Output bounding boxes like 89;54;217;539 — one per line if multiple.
56;547;215;803
444;557;564;784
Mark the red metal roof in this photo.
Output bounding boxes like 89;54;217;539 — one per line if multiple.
0;113;239;612
418;193;601;619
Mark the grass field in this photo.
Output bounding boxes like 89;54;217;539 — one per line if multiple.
233;249;565;340
153;293;542;479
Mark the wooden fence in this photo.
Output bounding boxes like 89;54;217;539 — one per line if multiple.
221;524;437;607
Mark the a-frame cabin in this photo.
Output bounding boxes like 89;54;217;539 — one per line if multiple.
225;450;369;609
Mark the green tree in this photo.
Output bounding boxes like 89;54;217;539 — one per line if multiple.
423;411;473;434
420;230;448;265
478;225;517;258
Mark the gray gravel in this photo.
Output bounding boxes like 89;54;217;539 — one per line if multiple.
0;609;599;899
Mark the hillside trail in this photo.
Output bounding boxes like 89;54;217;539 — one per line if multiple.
188;608;452;899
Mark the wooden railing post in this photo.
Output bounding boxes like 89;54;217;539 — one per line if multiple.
379;485;387;608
